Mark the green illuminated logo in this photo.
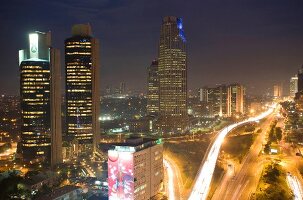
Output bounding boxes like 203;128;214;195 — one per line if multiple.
31;46;37;53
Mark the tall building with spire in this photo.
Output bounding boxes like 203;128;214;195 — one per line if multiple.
65;24;100;154
158;16;188;133
147;59;159;116
19;31;62;166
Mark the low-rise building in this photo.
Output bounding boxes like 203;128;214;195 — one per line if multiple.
20;171;58;192
36;185;82;200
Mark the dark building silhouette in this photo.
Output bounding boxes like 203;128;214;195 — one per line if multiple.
297;66;303;93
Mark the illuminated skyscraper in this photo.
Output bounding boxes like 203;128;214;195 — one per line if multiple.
227;84;245;116
19;31;62;166
290;75;298;98
65;24;100;154
158;16;187;132
147;60;159;116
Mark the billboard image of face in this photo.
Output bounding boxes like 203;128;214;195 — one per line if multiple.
108;150;134;200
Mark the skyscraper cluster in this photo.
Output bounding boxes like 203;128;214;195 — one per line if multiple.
199;83;245;117
147;16;188;133
19;24;100;166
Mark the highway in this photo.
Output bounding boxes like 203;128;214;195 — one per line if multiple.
163;155;183;200
164;159;175;200
287;173;303;200
217;111;275;200
188;106;275;200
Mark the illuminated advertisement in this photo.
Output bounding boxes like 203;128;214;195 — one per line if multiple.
29;33;39;59
108;150;134;200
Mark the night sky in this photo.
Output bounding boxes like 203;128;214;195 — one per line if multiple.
1;0;303;95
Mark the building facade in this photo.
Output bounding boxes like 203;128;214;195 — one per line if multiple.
273;84;283;98
290;75;298;98
147;60;159;116
199;84;245;117
297;66;303;93
227;84;245;116
65;24;100;154
108;137;163;200
19;31;62;166
199;85;228;117
158;16;188;133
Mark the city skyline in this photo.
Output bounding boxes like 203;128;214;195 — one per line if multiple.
1;0;303;95
2;1;303;200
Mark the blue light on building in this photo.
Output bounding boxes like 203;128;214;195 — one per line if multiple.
177;18;186;42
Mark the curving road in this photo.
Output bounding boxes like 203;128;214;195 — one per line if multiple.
287;172;303;200
164;159;176;200
188;106;275;200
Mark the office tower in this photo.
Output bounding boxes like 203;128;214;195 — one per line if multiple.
227;84;245;116
19;31;62;166
105;85;112;95
198;87;208;102
214;85;228;116
108;137;163;200
200;85;228;117
158;16;187;132
119;82;126;94
273;84;283;98
297;65;303;92
65;24;100;154
290;75;298;98
147;60;159;116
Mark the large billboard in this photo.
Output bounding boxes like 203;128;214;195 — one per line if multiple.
108;150;134;200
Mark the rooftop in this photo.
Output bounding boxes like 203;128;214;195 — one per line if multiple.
36;185;81;200
108;137;162;152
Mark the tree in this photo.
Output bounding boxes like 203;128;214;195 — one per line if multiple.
269;127;276;142
275;127;282;141
264;142;271;154
263;164;280;183
0;171;22;200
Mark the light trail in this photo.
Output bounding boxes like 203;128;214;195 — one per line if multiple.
164;159;175;200
188;106;275;200
287;173;303;200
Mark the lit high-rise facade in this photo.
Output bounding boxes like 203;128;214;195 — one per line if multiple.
290;75;298;98
158;16;187;132
19;31;62;166
147;60;159;116
273;84;283;98
65;24;100;154
200;85;228;117
227;84;245;116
